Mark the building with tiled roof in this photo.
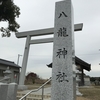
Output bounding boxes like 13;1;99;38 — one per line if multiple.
0;58;21;83
47;56;91;86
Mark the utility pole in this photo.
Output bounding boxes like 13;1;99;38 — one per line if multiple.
17;54;22;65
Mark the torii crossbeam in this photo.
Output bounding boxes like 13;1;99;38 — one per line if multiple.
15;23;83;85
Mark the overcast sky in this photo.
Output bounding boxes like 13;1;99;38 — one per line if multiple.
0;0;100;79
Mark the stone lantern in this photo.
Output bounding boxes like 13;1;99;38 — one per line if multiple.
3;67;12;84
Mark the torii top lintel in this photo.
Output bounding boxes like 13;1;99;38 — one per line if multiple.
16;23;83;38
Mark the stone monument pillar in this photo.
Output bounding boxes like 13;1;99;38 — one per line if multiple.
51;0;75;100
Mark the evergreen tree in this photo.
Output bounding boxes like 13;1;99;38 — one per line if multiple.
0;0;20;37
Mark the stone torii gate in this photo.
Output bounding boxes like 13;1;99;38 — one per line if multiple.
15;23;83;85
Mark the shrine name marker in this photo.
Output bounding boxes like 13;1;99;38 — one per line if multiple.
51;0;75;100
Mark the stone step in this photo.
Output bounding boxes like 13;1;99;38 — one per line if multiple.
17;96;51;100
17;92;51;100
17;96;42;100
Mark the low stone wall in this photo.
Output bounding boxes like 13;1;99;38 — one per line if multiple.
0;83;17;100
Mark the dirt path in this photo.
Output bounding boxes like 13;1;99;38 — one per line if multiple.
77;97;91;100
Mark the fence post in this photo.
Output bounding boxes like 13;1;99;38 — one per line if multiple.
0;83;8;100
6;83;18;100
42;86;44;100
25;96;26;100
